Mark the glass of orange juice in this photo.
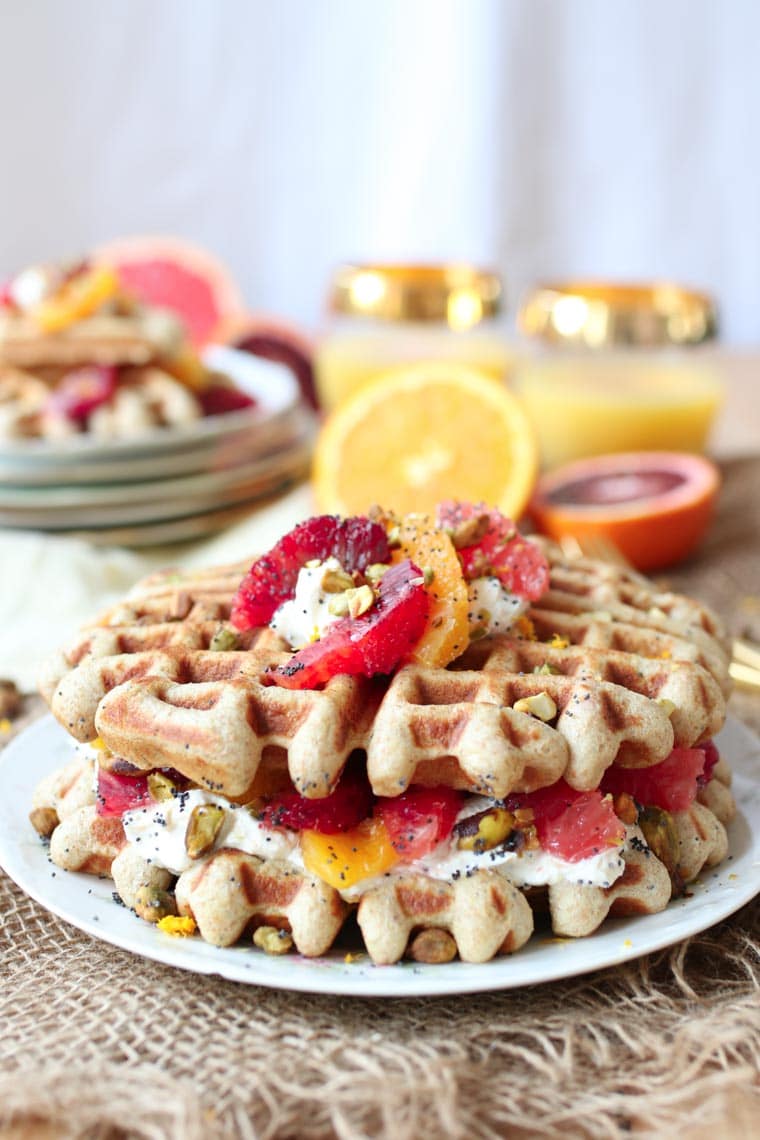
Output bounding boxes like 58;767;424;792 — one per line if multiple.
513;281;722;468
314;264;514;411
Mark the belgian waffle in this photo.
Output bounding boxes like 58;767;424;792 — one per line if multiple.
32;542;736;965
41;549;728;802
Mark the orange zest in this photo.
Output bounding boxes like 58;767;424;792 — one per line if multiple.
390;512;470;667
528;451;720;571
312;362;539;520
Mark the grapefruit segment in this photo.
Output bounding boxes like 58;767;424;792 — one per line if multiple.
528;451;720;571
92;235;246;347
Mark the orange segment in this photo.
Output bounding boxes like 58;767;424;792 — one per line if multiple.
390;512;469;666
312;362;539;520
162;344;212;392
528;451;720;571
301;817;398;890
32;265;120;333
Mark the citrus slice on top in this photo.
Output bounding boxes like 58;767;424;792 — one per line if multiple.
312;362;539;520
390;512;470;666
528;451;720;571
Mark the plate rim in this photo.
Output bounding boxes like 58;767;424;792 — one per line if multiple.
0;714;758;998
0;346;300;468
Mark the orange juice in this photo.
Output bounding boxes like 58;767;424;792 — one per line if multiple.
512;354;723;468
315;326;513;410
316;263;512;411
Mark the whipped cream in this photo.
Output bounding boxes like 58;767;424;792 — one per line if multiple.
122;789;298;875
8;264;62;311
270;556;345;649
270;555;527;652
466;575;528;637
121;784;627;898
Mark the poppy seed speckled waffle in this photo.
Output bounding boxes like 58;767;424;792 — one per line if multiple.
31;747;735;963
39;545;730;803
32;539;737;966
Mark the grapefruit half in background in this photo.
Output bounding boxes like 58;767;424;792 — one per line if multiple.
528;451;720;571
92;234;247;347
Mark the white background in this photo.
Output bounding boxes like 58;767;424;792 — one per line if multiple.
0;0;758;342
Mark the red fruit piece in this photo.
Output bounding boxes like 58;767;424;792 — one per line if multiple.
259;762;372;834
96;767;151;818
600;747;707;813
231;514;390;630
198;382;256;416
235;329;318;411
436;500;549;601
271;558;429;689
696;739;720;786
48;365;117;423
507;779;625;862
374;786;464;860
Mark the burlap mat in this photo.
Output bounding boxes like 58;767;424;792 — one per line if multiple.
1;457;759;1140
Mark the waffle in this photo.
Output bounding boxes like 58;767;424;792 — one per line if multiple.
531;537;731;691
356;870;534;964
0;309;185;370
41;554;728;802
31;540;737;965
174;849;348;957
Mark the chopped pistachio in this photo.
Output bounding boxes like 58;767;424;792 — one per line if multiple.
327;593;350;617
364;562;390;584
209;626;240;652
449;513;491;549
346;584;375;619
422;566;435;587
147;771;178;802
513;691;557;721
134;885;178;924
457;807;516;852
185;803;226;860
321;567;355;593
253;925;294;955
408;927;457;964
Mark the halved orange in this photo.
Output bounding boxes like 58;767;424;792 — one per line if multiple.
312;362;539;520
528;451;720;571
390;512;470;667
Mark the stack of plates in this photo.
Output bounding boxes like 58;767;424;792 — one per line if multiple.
0;346;316;546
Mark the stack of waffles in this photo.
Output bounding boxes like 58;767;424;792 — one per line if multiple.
33;537;735;966
0;261;232;441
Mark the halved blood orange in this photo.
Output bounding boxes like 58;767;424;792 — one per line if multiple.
214;312;317;409
528;451;720;571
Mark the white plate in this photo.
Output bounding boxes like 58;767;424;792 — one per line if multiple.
0;439;312;525
0;403;314;486
0;346;302;477
0;716;758;997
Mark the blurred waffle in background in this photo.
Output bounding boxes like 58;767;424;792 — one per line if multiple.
0;236;318;545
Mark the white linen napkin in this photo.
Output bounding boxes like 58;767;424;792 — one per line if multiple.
0;483;314;693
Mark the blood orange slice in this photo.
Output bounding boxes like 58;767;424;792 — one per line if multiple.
528;451;720;571
215;312;317;410
92;235;246;347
